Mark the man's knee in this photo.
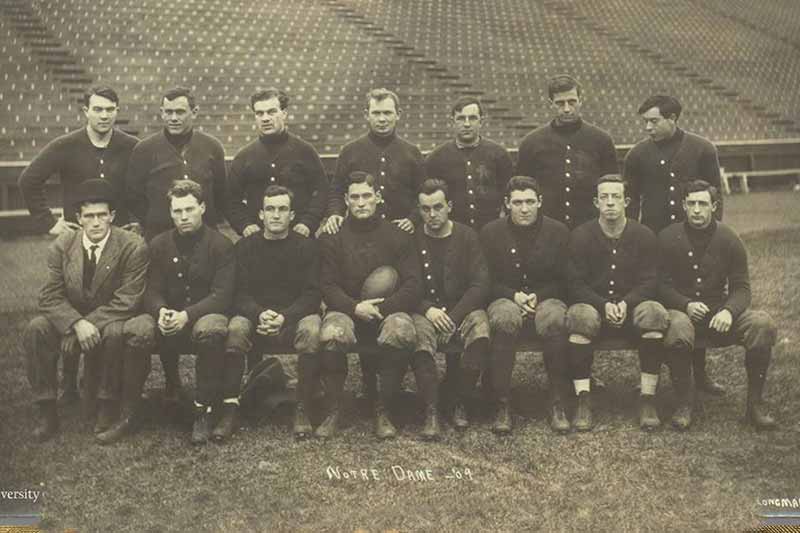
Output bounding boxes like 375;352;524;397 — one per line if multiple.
738;309;777;350
320;311;356;352
412;313;438;356
123;314;157;350
192;313;230;345
487;298;522;336
566;303;601;341
378;312;416;350
226;315;253;355
664;310;694;350
633;301;669;336
294;314;322;354
535;299;567;339
461;309;491;344
24;316;55;344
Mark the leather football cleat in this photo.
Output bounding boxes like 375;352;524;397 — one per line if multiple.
292;403;313;440
212;404;239;442
420;405;441;441
639;395;661;431
491;398;512;435
452;403;469;430
550;402;570;434
33;401;59;442
573;392;593;432
314;410;340;440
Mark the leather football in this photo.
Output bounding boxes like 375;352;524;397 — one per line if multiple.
360;265;399;300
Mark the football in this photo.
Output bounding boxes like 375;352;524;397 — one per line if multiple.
361;265;399;300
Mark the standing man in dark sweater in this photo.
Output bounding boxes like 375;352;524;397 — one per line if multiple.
411;179;490;437
480;176;571;434
126;86;235;398
566;175;688;431
320;88;424;403
319;171;422;440
515;75;618;229
19;86;140;405
226;185;323;440
321;88;424;235
424;96;513;230
227;88;328;238
659;180;778;430
112;180;236;445
624;94;725;395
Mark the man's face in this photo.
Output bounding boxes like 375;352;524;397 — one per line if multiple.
418;189;451;233
366;97;399;137
594;181;629;222
505;189;542;226
253;97;287;137
83;94;118;135
345;182;380;220
550;87;582;125
161;96;197;136
641;106;676;142
170;194;206;235
452;103;482;144
78;202;115;243
259;194;294;236
683;190;717;229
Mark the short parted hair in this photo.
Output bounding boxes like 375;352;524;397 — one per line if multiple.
366;88;400;112
251;88;289;111
162;86;196;109
263;184;294;207
684;179;720;204
167;179;205;204
418;178;449;200
638;95;682;120
595;173;628;196
82;86;119;107
347;170;377;190
506;176;541;197
450;96;484;118
547;74;582;100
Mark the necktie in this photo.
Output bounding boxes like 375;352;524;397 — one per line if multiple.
84;244;99;290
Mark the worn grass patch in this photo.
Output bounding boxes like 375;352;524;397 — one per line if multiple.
1;197;798;532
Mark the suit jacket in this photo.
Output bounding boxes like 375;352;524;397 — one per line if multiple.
38;226;149;334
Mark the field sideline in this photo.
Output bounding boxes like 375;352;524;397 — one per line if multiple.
0;191;798;532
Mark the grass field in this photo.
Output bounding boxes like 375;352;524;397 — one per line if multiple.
0;191;798;532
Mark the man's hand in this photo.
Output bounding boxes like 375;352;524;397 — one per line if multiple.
605;302;624;327
513;291;537;316
60;332;80;357
709;308;733;333
73;319;101;353
355;298;385;322
321;215;344;235
425;307;456;334
121;222;143;236
256;309;285;336
293;223;311;237
49;218;81;236
616;300;628;324
392;218;415;233
158;308;188;336
686;301;710;322
242;224;261;237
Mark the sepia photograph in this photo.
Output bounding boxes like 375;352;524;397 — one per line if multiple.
1;0;798;531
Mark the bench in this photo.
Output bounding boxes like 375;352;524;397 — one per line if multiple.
721;167;800;194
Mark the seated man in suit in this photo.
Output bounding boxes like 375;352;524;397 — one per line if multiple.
319;171;422;440
659;180;778;430
23;179;150;442
114;180;237;445
566;174;688;432
480;176;571;435
226;185;323;440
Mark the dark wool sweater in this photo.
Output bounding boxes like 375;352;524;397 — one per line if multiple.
414;222;490;325
320;215;422;318
126;129;232;240
228;130;328;235
567;219;658;312
143;225;235;323
328;132;424;220
624;128;722;233
515;119;618;229
480;215;570;303
234;231;321;326
424;138;513;230
18;127;139;227
657;221;750;317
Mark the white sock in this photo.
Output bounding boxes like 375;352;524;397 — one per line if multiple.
640;373;659;396
194;401;212;413
223;398;240;406
574;379;591;395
